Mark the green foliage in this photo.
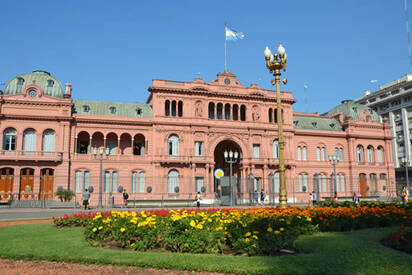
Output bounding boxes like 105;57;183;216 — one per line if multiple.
55;189;75;202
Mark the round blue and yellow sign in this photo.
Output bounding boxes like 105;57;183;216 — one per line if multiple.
214;169;224;179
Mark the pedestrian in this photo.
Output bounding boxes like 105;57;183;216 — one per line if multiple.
195;192;201;209
83;188;90;210
309;192;313;207
122;189;129;208
312;191;317;206
254;190;259;205
400;186;407;205
333;192;338;203
352;192;359;206
260;189;266;206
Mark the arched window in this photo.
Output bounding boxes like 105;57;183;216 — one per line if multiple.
367;146;374;163
357;145;364;163
168;169;179;193
171;101;177;117
321;174;327;192
75;170;82;193
377;146;383;163
302;146;307;160
139;172;145;193
208;102;215;119
268;108;273;123
2;128;16;151
165;100;170;116
240;105;246;121
299;173;308;192
23;129;36;153
224;104;231;120
132;171;138;193
273;139;279;159
43;130;55;154
233;104;239;121
339;148;344;161
274;108;278;123
321;147;326;161
168;134;179;156
216;103;223;120
297;146;302;160
178;101;183;117
316;147;320;161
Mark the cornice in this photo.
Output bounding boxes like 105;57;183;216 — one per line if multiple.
0;114;72;121
1;98;73;107
74;116;154;126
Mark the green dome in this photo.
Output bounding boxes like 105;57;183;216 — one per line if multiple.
323;100;380;122
3;70;64;98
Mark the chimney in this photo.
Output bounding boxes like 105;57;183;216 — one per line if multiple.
64;83;72;98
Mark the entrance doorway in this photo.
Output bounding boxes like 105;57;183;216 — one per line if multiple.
20;168;34;200
359;173;367;196
0;168;14;200
40;168;54;200
213;140;243;204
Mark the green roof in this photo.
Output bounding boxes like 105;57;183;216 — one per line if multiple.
293;116;343;131
4;70;64;98
73;100;152;118
322;100;380;122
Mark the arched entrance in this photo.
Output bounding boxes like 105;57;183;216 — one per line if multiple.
213;140;243;205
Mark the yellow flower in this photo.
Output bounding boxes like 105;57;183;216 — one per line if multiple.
252;244;257;248
92;228;97;232
98;226;103;230
190;220;196;228
274;230;281;234
184;243;189;248
280;227;285;231
131;242;135;247
196;224;203;230
185;228;188;232
245;232;251;237
253;231;258;234
306;217;312;222
286;221;291;225
244;238;250;242
267;227;273;232
120;227;126;232
252;235;258;240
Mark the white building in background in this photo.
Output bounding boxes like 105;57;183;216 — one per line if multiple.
355;74;412;184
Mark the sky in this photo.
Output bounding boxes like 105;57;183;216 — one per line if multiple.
0;0;410;113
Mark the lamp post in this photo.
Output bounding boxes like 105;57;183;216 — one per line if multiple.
328;154;339;199
94;147;109;209
401;157;410;196
224;150;238;206
264;44;288;208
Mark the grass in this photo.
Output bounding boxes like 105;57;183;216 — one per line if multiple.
0;223;410;274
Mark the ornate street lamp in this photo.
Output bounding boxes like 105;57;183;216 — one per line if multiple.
328;154;339;199
401;157;410;196
264;44;288;208
94;147;109;208
224;150;238;206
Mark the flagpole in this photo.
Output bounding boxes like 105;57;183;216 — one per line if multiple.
225;23;227;72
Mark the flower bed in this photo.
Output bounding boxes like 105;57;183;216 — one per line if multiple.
52;205;411;255
381;225;412;255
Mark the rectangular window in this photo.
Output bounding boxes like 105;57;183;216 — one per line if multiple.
104;171;110;192
75;171;82;193
339;148;344;161
321;148;326;161
316;147;321;161
131;172;137;193
377;149;383;163
303;174;308;192
322;175;327;192
139;172;145;193
253;144;260;158
298;174;303;192
195;177;204;192
340;175;345;192
195;141;203;156
112;172;118;192
83;171;90;191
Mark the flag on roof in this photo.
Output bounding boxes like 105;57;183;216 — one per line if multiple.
225;26;245;41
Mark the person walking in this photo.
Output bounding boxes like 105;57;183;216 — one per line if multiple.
309;192;313;207
83;188;90;210
260;189;266;206
195;192;201;209
333;192;338;203
352;192;359;206
122;189;129;208
400;186;407;205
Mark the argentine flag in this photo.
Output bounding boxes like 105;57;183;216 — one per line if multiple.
225;26;245;41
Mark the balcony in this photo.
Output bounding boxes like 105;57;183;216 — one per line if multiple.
156;155;191;164
72;153;146;161
0;150;63;162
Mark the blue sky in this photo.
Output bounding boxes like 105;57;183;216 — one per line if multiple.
0;0;410;113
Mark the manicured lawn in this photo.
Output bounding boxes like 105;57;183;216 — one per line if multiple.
0;223;410;274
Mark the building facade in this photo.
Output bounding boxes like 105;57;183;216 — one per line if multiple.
355;74;412;188
0;70;395;206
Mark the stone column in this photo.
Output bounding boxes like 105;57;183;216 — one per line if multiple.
388;111;398;167
402;108;411;161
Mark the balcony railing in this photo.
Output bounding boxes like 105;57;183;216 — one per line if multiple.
72;153;146;161
0;150;63;162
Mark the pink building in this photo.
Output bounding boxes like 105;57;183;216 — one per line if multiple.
0;70;395;206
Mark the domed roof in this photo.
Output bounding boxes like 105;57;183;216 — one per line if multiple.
3;70;64;98
322;100;380;122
